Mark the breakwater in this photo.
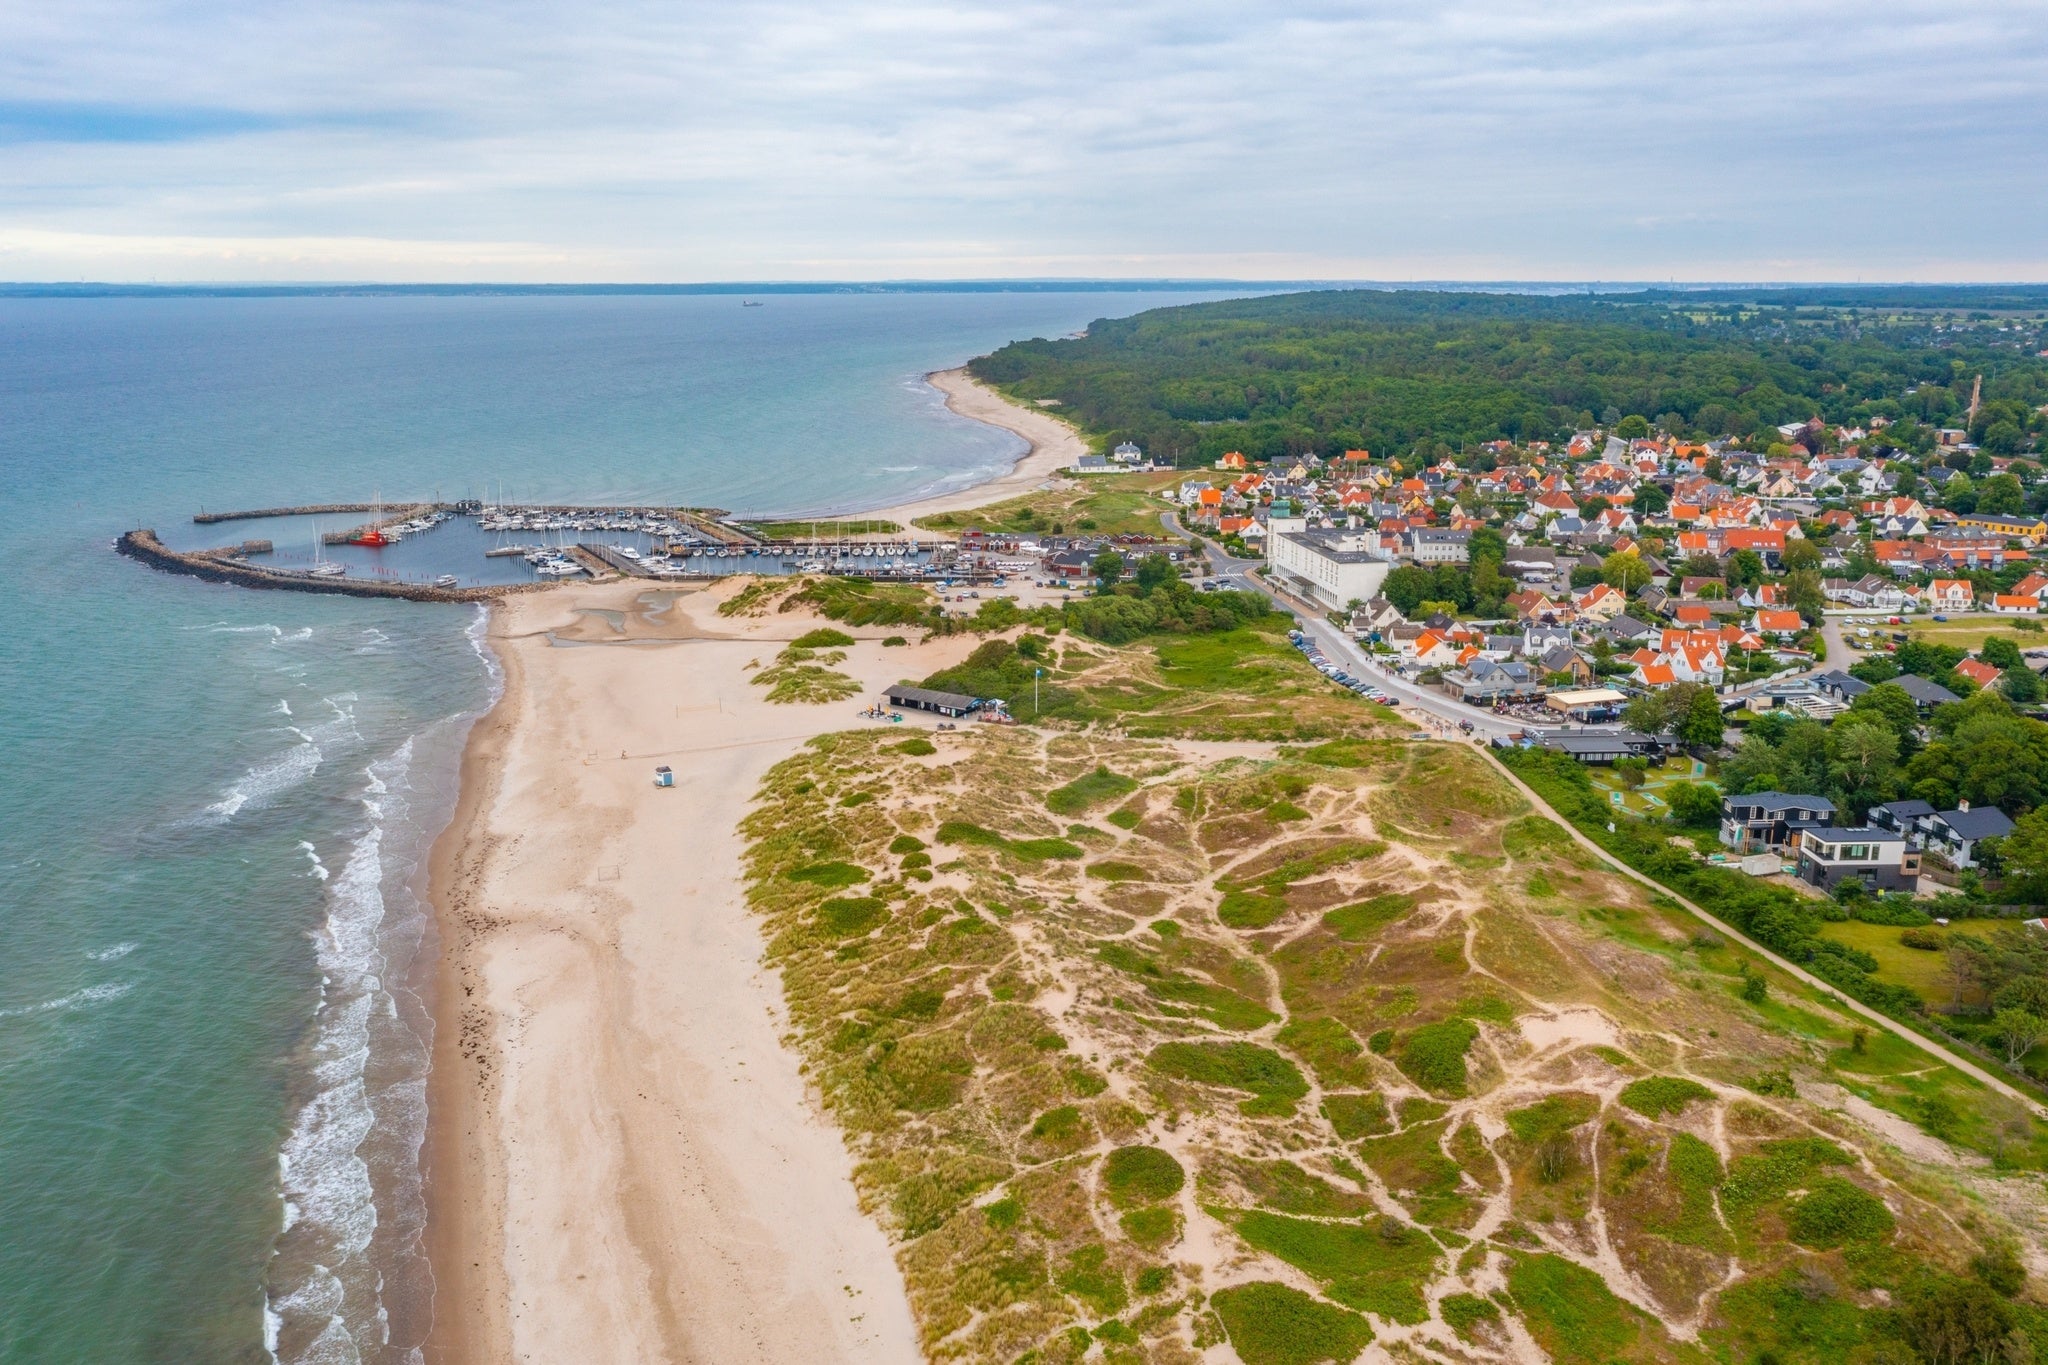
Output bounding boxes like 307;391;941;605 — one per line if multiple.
116;530;544;603
193;502;413;524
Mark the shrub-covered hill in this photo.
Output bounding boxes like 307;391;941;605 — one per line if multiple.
741;687;2048;1363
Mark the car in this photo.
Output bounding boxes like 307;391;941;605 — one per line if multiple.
1934;614;1948;622
1378;697;1401;707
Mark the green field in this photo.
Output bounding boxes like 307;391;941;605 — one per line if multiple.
1813;919;2005;1005
912;469;1184;538
1900;616;2047;651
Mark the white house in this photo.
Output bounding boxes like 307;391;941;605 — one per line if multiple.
1921;579;1975;613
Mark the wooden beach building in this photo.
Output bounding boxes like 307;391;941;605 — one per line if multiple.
885;685;979;718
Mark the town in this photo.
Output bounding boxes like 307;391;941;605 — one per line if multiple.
1163;407;2048;904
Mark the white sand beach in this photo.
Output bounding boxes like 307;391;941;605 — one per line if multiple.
423;581;988;1364
875;367;1089;534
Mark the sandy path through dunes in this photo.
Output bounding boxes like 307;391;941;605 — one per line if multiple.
874;368;1087;533
425;582;961;1364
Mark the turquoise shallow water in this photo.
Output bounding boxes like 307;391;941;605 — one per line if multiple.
0;290;1248;1362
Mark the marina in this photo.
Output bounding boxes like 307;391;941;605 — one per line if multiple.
130;499;1004;599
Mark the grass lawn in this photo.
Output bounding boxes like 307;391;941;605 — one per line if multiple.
1584;757;1709;817
1900;616;2048;652
913;470;1184;539
1812;918;2008;1006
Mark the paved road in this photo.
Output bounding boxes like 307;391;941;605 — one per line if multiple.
1157;515;2042;1113
1165;511;1596;740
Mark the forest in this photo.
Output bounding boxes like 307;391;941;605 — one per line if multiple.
969;288;2048;466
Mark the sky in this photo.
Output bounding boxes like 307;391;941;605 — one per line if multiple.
1;0;2044;283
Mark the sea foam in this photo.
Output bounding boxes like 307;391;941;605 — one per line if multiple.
0;980;133;1020
268;737;435;1365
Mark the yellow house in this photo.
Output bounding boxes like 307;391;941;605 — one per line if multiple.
1952;512;2048;543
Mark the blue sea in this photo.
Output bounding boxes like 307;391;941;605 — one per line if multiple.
0;290;1253;1362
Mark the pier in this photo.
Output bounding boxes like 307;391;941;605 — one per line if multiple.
116;530;539;603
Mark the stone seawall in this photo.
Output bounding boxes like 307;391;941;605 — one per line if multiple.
116;529;547;604
193;502;399;524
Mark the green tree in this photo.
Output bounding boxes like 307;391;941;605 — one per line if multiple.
1664;780;1724;826
1901;1277;2018;1365
1993;808;2048;889
1943;472;1977;513
1784;569;1827;623
1981;636;2025;670
1615;414;1650;439
1781;538;1823;573
1846;682;1921;746
1624;688;1677;736
1680;687;1725;748
1985;422;2025;457
1727;549;1766;590
1992;1008;2048;1065
1976;473;2026;515
2001;666;2044;705
1133;552;1175;592
1633;484;1670;515
1906;691;2048;812
1602;549;1650;594
1827;716;1900;805
1680;553;1724;579
1091;549;1125;592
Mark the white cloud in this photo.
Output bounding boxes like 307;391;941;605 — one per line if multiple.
0;0;2042;280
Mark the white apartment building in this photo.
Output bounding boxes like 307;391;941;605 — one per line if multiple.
1267;529;1393;609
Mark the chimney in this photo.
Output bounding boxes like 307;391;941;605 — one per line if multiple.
1958;799;1970;812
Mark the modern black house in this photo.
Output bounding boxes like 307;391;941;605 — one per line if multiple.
1719;792;1836;853
1868;799;2016;870
1794;827;1920;892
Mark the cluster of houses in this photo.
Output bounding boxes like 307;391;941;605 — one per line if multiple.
1163;423;2048;704
1717;790;2015;893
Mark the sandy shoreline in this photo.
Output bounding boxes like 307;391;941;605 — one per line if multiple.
420;581;1006;1364
867;367;1088;534
417;367;1095;1363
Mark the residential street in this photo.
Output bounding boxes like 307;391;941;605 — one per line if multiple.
1163;510;1578;741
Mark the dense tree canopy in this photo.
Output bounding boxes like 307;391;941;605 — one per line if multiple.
970;289;2048;467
